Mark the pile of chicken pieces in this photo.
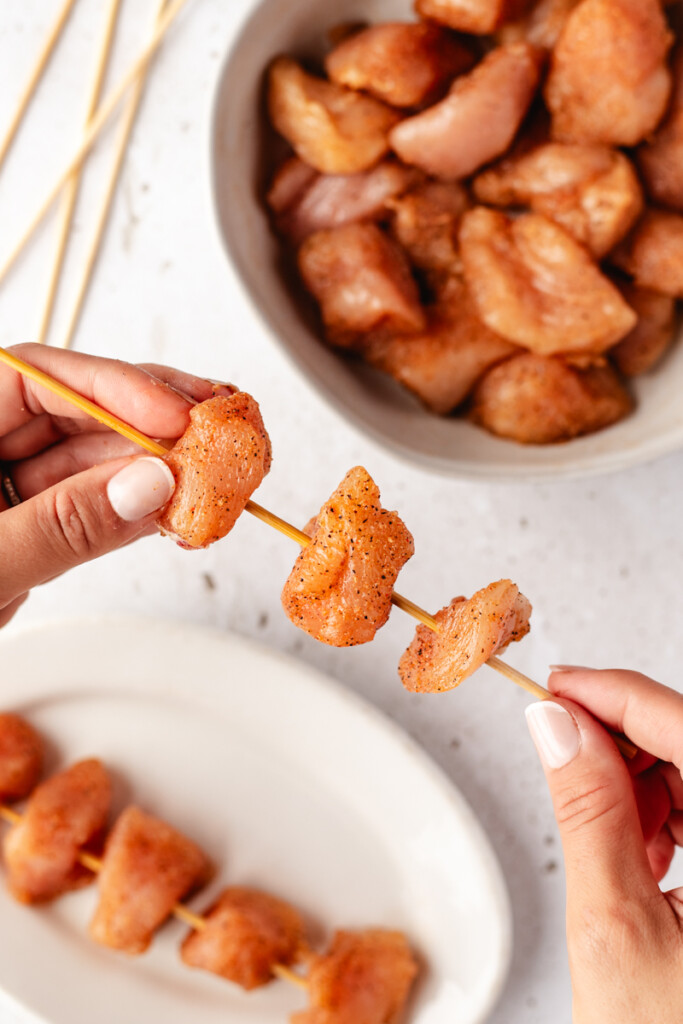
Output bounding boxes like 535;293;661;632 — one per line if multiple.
265;0;683;445
0;712;418;1023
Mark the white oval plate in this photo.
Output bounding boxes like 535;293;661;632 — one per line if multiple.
0;617;510;1024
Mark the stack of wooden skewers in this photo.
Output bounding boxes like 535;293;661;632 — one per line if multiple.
0;0;195;349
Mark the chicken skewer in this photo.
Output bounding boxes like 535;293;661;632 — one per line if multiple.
0;346;636;757
0;799;307;988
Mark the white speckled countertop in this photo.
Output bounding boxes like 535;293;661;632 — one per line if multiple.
1;2;682;1022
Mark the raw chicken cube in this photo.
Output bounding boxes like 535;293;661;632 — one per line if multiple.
282;466;414;646
611;209;683;298
386;180;469;279
415;0;531;35
639;47;683;212
0;713;42;802
611;283;677;376
498;0;581;50
399;581;532;692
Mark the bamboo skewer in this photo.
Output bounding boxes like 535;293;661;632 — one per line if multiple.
36;0;124;346
0;800;309;985
0;346;637;758
0;0;193;287
59;0;168;351
0;0;80;174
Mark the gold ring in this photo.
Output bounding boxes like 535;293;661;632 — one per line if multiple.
0;467;22;507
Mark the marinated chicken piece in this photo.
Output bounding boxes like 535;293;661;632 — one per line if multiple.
386;180;469;279
545;0;673;146
0;713;42;802
4;759;110;904
181;887;305;990
363;276;520;413
415;0;531;35
611;209;683;298
268;58;399;175
291;929;418;1024
282;467;414;647
90;806;211;955
460;208;637;355
472;144;643;258
399;580;532;693
266;157;318;217
389;44;541;180
611;283;677;376
298;223;425;348
498;0;580;50
638;47;683;212
325;21;475;108
158;393;272;550
268;159;421;245
470;353;633;443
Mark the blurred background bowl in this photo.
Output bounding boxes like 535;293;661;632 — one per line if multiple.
211;0;683;481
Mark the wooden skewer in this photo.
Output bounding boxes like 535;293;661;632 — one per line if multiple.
59;0;168;351
0;0;80;174
0;0;193;287
36;0;124;346
0;800;308;985
0;346;637;759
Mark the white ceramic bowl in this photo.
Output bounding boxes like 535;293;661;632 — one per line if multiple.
211;0;683;481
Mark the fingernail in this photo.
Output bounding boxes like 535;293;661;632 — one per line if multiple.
107;458;175;522
206;379;237;398
525;702;581;769
549;665;591;673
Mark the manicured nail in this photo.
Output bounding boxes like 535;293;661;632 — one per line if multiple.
549;665;591;673
107;458;175;522
525;702;581;769
206;379;237;397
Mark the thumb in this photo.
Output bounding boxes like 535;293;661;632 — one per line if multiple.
525;699;660;914
0;456;175;607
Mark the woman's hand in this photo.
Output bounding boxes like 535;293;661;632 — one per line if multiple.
526;668;683;1024
0;344;230;629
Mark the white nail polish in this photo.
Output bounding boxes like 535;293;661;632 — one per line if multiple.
107;458;175;523
525;702;581;769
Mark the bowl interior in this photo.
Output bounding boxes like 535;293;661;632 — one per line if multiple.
211;0;683;480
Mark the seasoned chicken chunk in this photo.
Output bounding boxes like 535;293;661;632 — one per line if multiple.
386;180;469;279
282;467;414;647
470;353;633;443
0;713;42;802
460;208;637;355
399;581;532;693
158;393;272;550
390;44;541;180
545;0;672;146
611;209;683;298
472;144;643;258
298;223;425;348
181;887;305;990
267;159;421;245
363;275;520;413
415;0;531;35
4;759;110;904
639;47;683;212
325;21;474;108
291;929;418;1024
268;58;399;175
611;283;677;376
498;0;580;50
90;806;211;955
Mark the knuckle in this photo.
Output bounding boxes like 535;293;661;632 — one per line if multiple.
41;488;103;562
555;779;621;835
570;898;652;966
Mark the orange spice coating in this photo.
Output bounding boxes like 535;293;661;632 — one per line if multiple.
181;886;305;990
399;580;532;693
282;467;414;647
158;393;272;550
4;759;110;903
0;713;43;802
90;806;212;955
291;928;418;1024
325;21;474;108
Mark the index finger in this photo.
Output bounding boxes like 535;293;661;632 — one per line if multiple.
549;668;683;772
0;344;197;439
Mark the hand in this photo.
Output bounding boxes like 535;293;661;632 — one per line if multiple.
0;344;229;629
526;668;683;1024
